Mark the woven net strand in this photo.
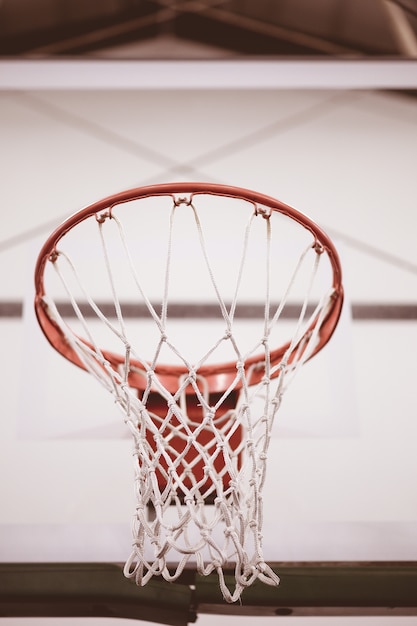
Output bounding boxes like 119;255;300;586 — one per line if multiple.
41;192;335;603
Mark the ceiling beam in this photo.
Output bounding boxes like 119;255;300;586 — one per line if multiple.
381;0;417;57
1;59;417;90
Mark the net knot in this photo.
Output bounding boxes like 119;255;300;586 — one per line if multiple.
259;452;267;461
119;381;130;395
200;527;211;539
224;526;236;537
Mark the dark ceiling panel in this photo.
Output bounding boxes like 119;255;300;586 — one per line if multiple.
0;0;416;58
0;0;158;55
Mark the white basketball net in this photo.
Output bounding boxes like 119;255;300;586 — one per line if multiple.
39;190;337;603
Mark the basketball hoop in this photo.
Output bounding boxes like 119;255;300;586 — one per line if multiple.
34;183;343;603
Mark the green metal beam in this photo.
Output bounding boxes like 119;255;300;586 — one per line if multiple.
195;562;417;616
0;563;196;624
1;562;417;622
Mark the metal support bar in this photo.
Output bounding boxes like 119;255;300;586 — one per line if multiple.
1;300;417;320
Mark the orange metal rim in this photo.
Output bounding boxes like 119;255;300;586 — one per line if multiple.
34;183;344;393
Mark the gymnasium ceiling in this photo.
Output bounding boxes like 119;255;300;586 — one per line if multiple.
1;0;417;59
